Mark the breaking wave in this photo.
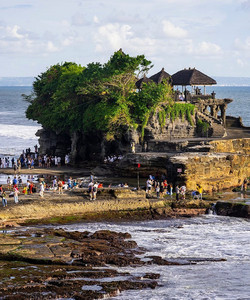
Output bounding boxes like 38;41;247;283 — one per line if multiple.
0;123;41;140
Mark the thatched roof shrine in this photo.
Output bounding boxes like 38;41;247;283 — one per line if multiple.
172;68;216;86
149;68;172;84
135;75;153;89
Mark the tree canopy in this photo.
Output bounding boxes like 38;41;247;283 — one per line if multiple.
25;50;182;140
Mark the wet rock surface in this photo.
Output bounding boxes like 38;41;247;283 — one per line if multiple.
0;227;228;299
0;228;159;299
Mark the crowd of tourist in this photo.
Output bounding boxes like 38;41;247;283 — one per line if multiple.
0;147;71;171
145;175;205;201
103;155;124;163
0;145;249;207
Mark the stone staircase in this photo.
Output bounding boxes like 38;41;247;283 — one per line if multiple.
197;111;226;138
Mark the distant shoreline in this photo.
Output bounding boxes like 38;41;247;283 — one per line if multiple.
1;76;250;87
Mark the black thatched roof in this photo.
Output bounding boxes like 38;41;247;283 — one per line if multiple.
149;68;172;84
135;75;153;89
172;68;217;86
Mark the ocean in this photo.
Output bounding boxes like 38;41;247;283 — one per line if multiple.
0;86;40;156
52;216;250;300
0;85;249;157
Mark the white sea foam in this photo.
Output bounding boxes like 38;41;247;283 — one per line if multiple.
0;111;15;115
54;217;250;300
0;123;41;139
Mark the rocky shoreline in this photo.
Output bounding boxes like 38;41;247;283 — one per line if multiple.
0;183;212;227
0;227;227;299
0;168;248;298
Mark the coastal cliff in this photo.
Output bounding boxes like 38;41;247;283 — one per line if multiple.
173;138;250;191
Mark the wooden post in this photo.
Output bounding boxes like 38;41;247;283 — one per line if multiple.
137;171;140;190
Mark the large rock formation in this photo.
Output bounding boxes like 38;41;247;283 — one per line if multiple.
116;138;250;192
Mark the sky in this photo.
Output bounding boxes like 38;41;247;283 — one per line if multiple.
0;0;250;78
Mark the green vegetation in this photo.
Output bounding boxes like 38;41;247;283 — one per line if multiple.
197;119;210;136
159;103;195;128
25;50;195;140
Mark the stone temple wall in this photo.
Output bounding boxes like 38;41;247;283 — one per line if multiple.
169;138;250;192
210;138;250;155
144;114;196;141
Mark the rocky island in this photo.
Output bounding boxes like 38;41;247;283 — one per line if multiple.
24;49;249;192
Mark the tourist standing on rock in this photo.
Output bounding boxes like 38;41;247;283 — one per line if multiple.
54;156;58;167
197;185;203;200
13;186;19;204
52;177;57;190
67;177;72;189
58;180;63;194
93;182;98;200
13;162;17;174
180;185;186;200
88;181;94;200
7;176;11;190
17;159;21;172
156;183;160;199
13;176;18;187
146;178;152;195
169;183;173;196
18;176;22;185
57;156;61;167
1;191;7;207
39;182;44;198
65;154;70;166
242;178;248;192
175;185;180;201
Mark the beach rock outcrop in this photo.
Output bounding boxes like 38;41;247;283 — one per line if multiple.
0;228;158;299
215;201;250;218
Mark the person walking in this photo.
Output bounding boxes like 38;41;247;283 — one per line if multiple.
58;180;63;194
13;187;19;204
39;182;44;198
146;178;152;195
88;181;94;200
175;185;180;201
1;191;7;207
156;183;160;199
198;185;203;200
93;182;98;200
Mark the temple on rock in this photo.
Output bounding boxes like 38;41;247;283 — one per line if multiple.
133;67;233;153
37;66;237;159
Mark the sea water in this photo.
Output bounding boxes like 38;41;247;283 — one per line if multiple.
53;216;250;300
0;86;40;156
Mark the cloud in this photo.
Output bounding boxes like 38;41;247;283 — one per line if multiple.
93;16;99;24
47;41;59;52
95;23;133;51
6;25;25;39
193;41;223;56
237;58;245;66
94;22;223;63
162;20;188;39
94;23;157;55
106;11;143;25
71;13;90;26
0;24;60;55
0;4;32;10
234;37;250;52
241;0;250;10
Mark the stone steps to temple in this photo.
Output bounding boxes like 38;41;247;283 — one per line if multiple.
197;111;225;138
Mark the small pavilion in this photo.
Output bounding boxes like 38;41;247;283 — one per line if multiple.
135;75;153;90
171;67;216;96
149;68;172;85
